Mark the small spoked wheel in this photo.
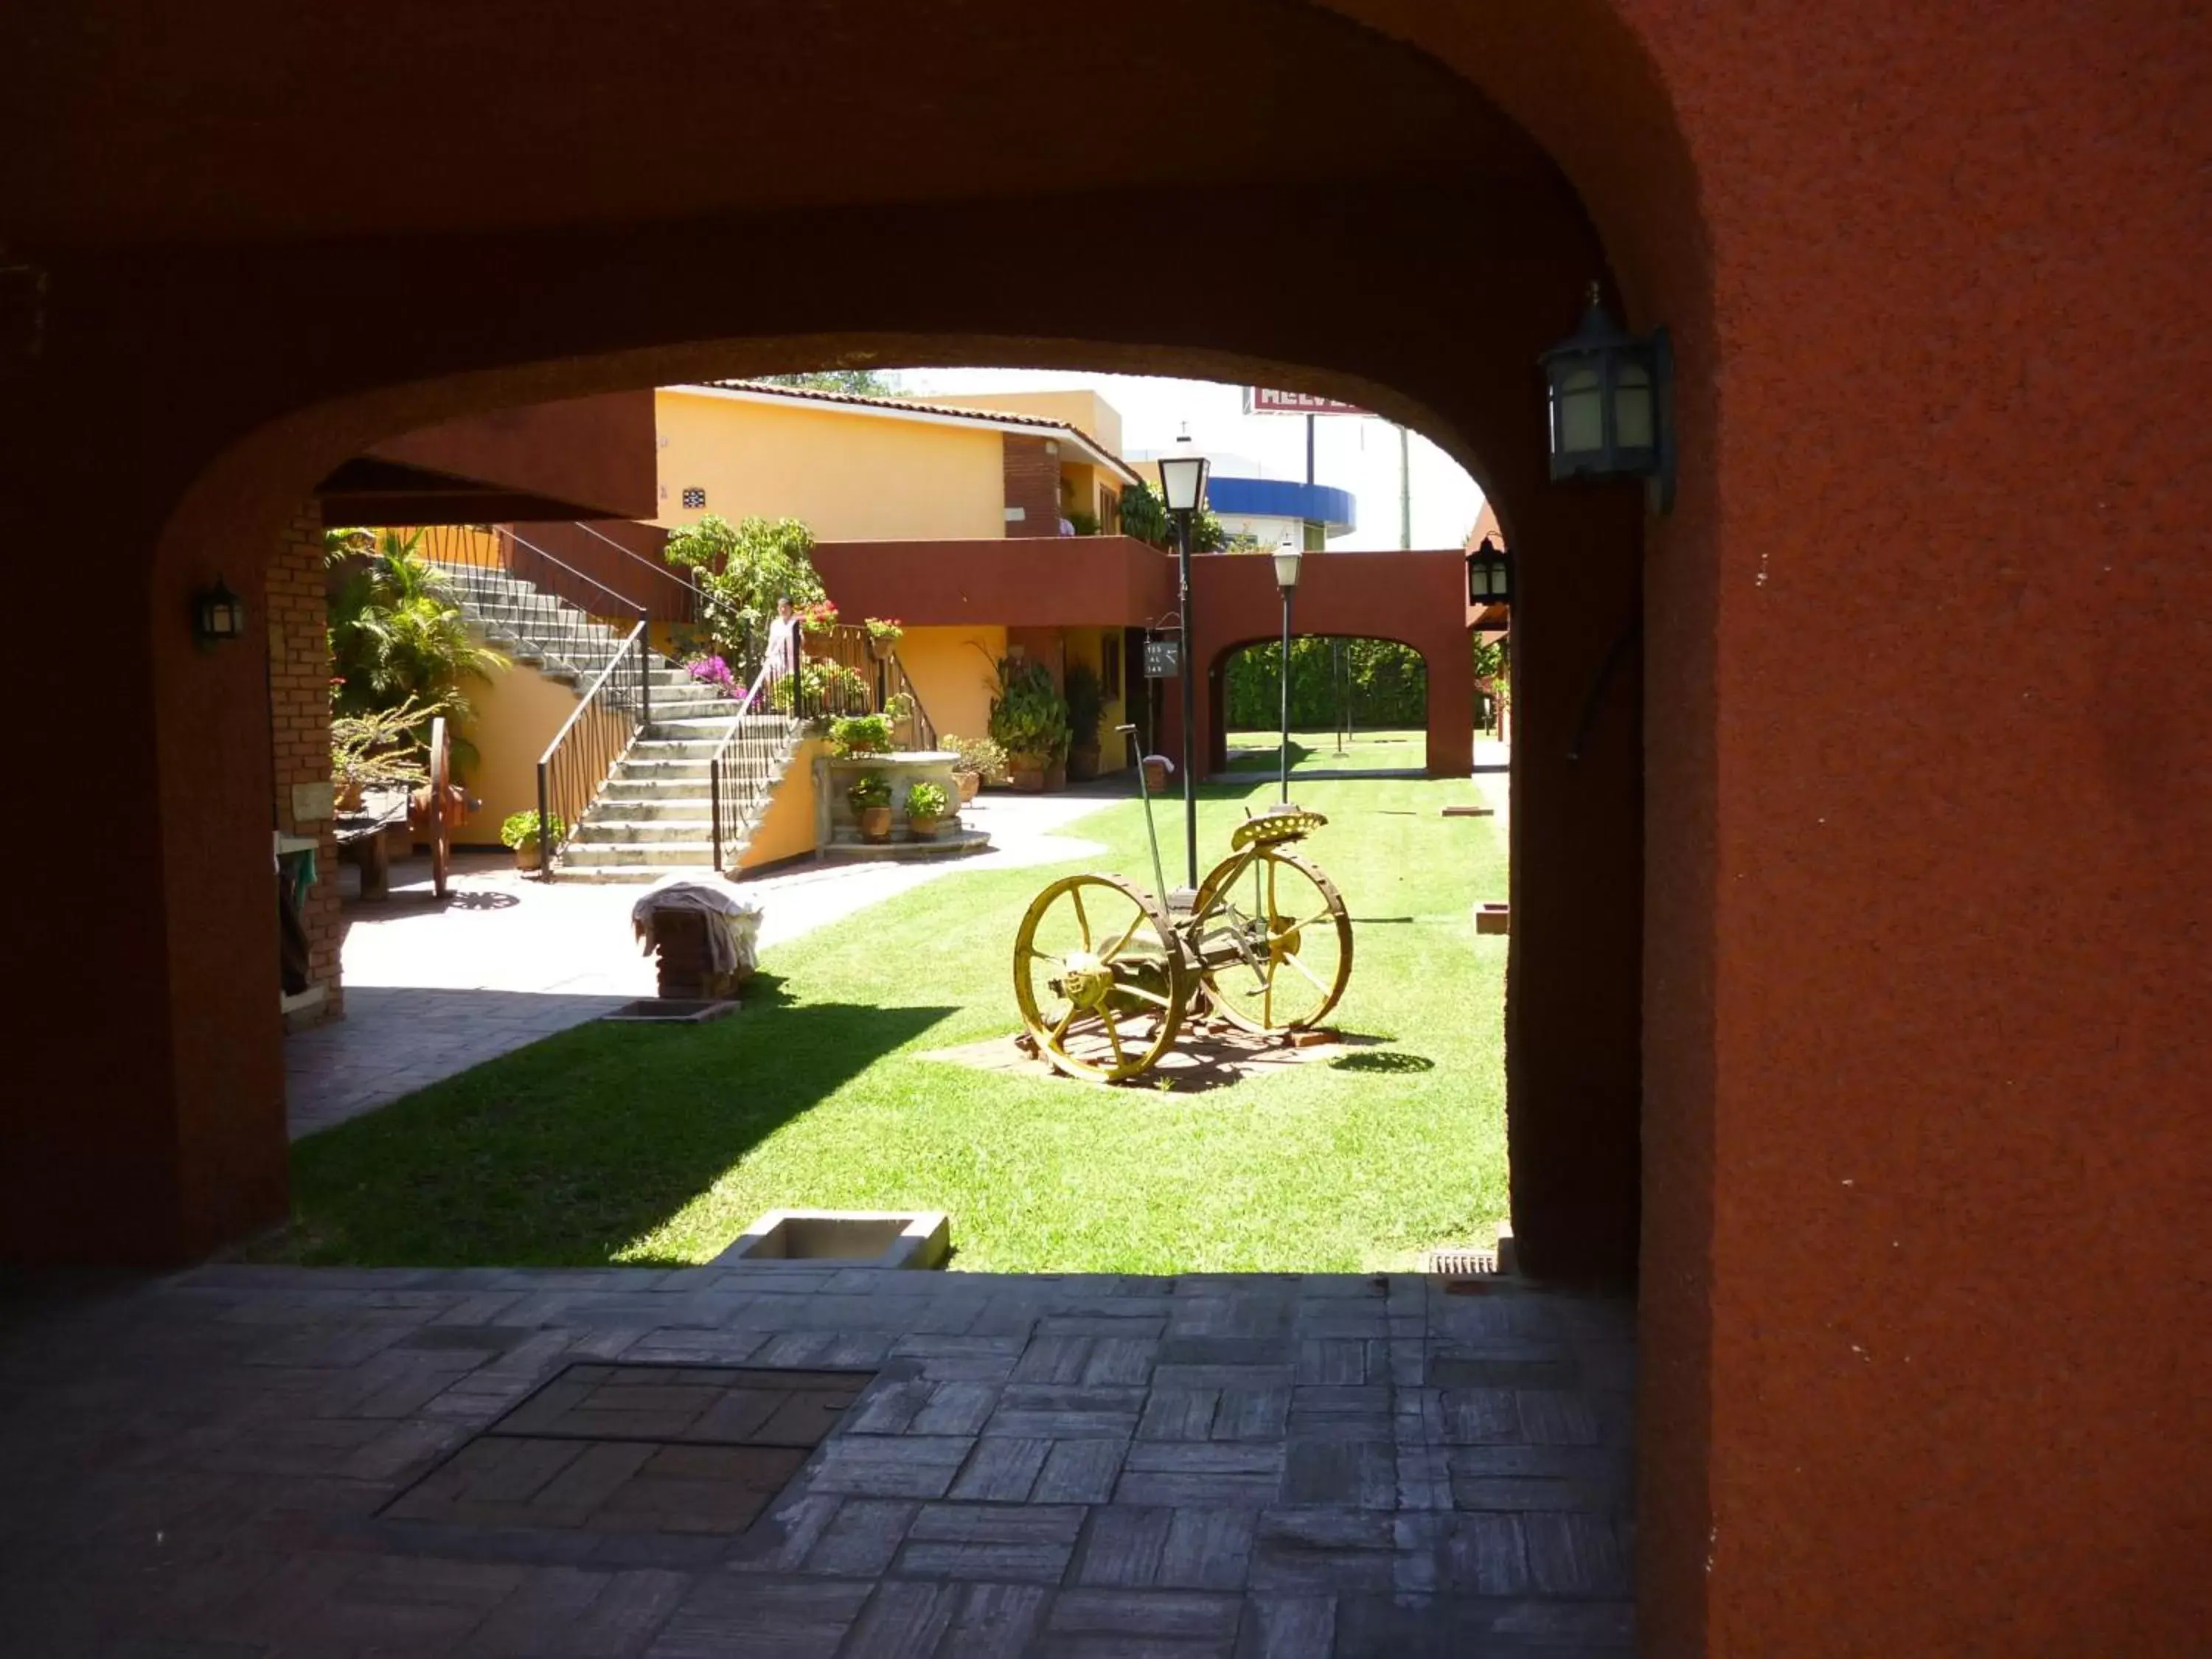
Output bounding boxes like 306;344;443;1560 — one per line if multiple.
1013;872;1187;1082
1189;846;1353;1035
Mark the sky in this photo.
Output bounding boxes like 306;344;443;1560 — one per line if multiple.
898;367;1484;552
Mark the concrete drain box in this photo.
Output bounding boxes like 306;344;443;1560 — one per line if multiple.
715;1208;950;1270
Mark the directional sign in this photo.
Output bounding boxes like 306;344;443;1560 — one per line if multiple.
1245;388;1371;417
1144;636;1181;678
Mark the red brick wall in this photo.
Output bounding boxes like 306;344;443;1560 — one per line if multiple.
268;504;344;1022
1001;435;1062;538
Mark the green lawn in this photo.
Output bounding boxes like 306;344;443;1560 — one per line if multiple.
1221;726;1439;775
277;774;1509;1273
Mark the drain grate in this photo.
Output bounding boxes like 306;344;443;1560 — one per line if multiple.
1423;1247;1499;1276
380;1363;875;1536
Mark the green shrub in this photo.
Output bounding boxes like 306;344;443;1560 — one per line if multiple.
987;658;1071;762
1063;662;1105;751
498;810;563;849
829;713;894;757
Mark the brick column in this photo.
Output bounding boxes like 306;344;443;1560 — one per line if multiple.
1001;435;1062;538
268;503;344;1023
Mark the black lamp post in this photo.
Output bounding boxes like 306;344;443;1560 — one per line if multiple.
1539;282;1674;514
1157;434;1209;895
1272;539;1303;804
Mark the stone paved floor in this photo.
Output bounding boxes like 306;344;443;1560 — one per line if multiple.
290;791;1116;1139
0;1267;1633;1657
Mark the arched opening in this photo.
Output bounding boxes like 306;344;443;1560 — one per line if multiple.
1213;635;1436;782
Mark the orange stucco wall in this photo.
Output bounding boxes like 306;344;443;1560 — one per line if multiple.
737;737;824;869
891;625;1006;751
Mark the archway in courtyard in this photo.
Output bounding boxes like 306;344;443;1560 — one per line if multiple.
8;0;1709;1644
1211;634;1441;782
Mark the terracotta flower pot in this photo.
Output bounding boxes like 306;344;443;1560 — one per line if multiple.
1008;753;1045;793
858;805;894;844
907;815;942;841
1142;759;1172;793
1045;760;1068;793
512;842;541;872
956;771;982;804
1067;744;1100;782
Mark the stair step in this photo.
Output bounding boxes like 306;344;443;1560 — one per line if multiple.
558;839;720;866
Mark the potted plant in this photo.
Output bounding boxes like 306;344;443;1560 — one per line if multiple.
863;616;904;664
987;658;1071;794
847;772;894;843
500;810;563;870
828;713;894;757
1141;752;1175;794
904;779;950;841
1063;662;1105;782
797;599;841;636
945;734;1004;802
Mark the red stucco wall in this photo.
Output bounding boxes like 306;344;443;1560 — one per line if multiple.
3;4;2206;1653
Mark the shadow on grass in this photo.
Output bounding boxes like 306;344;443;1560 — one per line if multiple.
276;981;956;1267
1221;738;1315;774
1329;1051;1437;1074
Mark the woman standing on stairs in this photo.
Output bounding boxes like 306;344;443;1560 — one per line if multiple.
765;595;802;716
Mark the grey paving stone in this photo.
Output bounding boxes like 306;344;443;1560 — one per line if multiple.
1081;1338;1159;1388
454;1564;688;1657
1437;1512;1530;1595
804;1499;919;1577
948;1438;1049;1503
1137;1387;1220;1443
842;1579;959;1659
1047;1587;1244;1642
801;1436;974;1499
726;1493;841;1571
1159;1508;1256;1590
645;1574;869;1658
986;1385;1144;1438
891;1537;1074;1584
1433;1388;1523;1444
939;1582;1051;1658
908;1380;1000;1438
1011;1335;1095;1384
909;1503;1086;1545
1247;1511;1399;1596
1514;1389;1602;1447
1234;1594;1335;1658
1279;1441;1395;1509
1211;1388;1290;1442
1072;1506;1174;1587
1032;1439;1130;1503
1520;1512;1630;1597
1293;1340;1367;1386
844;1378;935;1436
1158;1338;1294;1368
1116;1444;1283;1508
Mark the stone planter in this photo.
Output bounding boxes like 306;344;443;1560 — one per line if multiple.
857;805;894;844
1067;743;1101;782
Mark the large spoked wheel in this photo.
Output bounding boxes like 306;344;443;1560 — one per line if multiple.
1190;846;1353;1035
428;715;453;900
1014;873;1188;1082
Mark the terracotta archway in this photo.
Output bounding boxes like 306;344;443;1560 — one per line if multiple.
10;4;2208;1655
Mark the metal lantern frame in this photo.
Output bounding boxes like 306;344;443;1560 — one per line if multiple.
1466;538;1513;607
194;576;247;644
1539;285;1675;515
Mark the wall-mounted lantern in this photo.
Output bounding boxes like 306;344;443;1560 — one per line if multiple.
1467;538;1513;607
194;577;247;645
1539;283;1674;514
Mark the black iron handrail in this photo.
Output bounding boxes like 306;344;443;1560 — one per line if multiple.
536;619;653;878
709;655;796;872
567;520;700;622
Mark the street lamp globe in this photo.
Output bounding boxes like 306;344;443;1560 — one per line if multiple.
1272;540;1304;595
1157;433;1210;515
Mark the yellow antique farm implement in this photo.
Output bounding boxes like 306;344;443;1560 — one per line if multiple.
1012;728;1353;1082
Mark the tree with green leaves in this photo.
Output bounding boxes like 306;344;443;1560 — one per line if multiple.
662;514;827;668
327;529;508;747
1117;482;1228;553
757;369;902;397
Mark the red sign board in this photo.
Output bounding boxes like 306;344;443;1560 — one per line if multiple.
1245;388;1371;417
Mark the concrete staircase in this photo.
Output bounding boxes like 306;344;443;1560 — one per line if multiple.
432;560;804;883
